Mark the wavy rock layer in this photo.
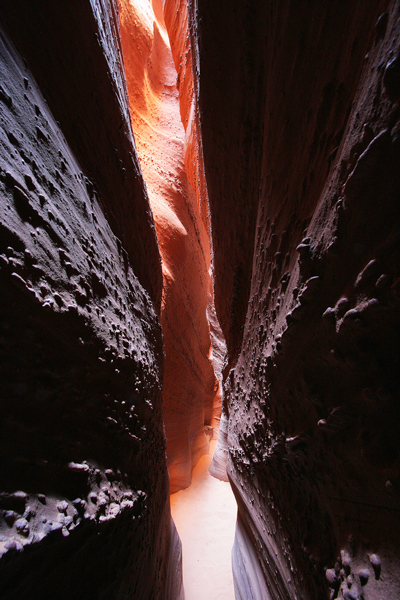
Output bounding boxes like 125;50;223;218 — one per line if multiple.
188;1;400;599
163;0;228;480
0;2;182;598
119;0;217;492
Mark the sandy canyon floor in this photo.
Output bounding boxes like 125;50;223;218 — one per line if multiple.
170;442;237;600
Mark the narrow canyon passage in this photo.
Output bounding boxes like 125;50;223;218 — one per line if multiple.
119;2;237;594
119;0;218;493
1;2;400;599
171;442;237;600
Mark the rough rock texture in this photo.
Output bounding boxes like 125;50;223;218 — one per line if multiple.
188;1;400;599
163;0;227;478
164;0;210;231
3;1;400;598
163;0;226;444
0;2;182;598
119;0;217;492
207;301;229;481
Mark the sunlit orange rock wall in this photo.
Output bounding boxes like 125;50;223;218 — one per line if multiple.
119;0;217;492
163;0;210;229
163;0;227;476
189;0;400;598
0;1;182;598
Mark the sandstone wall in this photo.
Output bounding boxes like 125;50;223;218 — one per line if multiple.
164;0;210;230
188;1;400;598
119;0;217;492
3;1;400;598
0;2;182;598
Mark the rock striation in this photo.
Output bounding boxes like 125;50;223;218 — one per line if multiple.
185;0;400;599
163;0;228;482
2;1;400;599
0;2;182;598
119;0;218;492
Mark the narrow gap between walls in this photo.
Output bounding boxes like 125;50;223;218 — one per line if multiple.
117;1;238;597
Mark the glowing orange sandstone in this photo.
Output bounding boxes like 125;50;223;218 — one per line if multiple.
163;0;210;229
119;0;218;492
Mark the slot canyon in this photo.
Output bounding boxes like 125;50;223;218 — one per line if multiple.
0;0;400;598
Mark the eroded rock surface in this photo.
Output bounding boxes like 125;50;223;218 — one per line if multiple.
3;0;400;598
0;2;182;598
187;1;400;599
119;0;218;492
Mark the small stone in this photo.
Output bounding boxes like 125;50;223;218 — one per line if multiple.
64;516;73;528
67;462;89;472
325;568;337;584
4;511;17;527
358;569;369;586
97;493;108;507
72;498;85;511
108;503;120;518
340;550;351;572
15;517;30;537
57;500;68;514
13;491;28;501
369;553;381;579
341;552;351;565
343;590;358;600
369;553;380;567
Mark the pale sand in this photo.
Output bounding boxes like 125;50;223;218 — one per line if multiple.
170;441;237;600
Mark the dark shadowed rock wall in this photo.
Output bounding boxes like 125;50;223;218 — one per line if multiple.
0;2;182;598
3;0;400;598
188;0;400;598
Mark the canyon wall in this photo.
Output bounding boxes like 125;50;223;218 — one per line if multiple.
162;0;228;483
119;0;218;492
0;2;182;598
186;1;400;599
2;1;400;598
